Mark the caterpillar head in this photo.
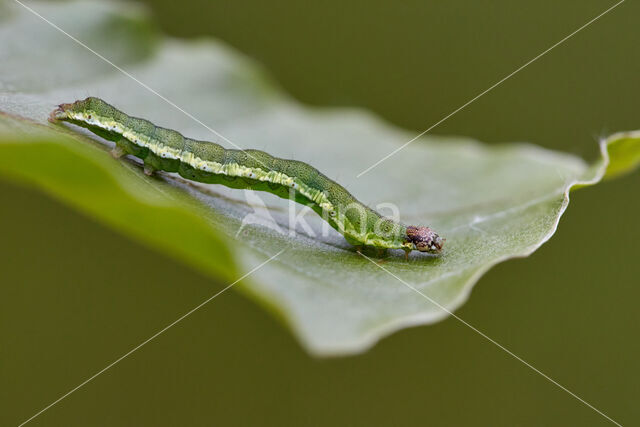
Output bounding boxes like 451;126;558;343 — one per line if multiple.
49;97;99;123
406;226;443;253
49;102;75;122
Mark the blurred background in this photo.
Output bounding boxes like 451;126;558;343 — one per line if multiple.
1;0;638;425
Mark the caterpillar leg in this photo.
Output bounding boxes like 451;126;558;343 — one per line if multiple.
404;248;411;261
143;163;156;176
110;137;131;159
110;145;126;159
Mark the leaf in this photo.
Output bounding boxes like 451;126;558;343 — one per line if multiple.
1;0;639;356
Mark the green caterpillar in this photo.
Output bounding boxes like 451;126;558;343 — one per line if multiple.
50;97;443;258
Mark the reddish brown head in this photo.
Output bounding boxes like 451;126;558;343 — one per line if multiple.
48;98;95;123
406;226;444;253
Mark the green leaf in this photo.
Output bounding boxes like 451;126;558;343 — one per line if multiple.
1;0;639;355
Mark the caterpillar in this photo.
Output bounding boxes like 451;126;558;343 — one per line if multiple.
49;97;443;258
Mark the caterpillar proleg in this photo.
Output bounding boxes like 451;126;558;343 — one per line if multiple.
50;97;443;258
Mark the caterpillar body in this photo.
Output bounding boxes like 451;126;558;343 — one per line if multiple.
50;97;443;258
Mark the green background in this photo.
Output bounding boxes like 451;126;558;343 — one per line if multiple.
2;0;638;425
